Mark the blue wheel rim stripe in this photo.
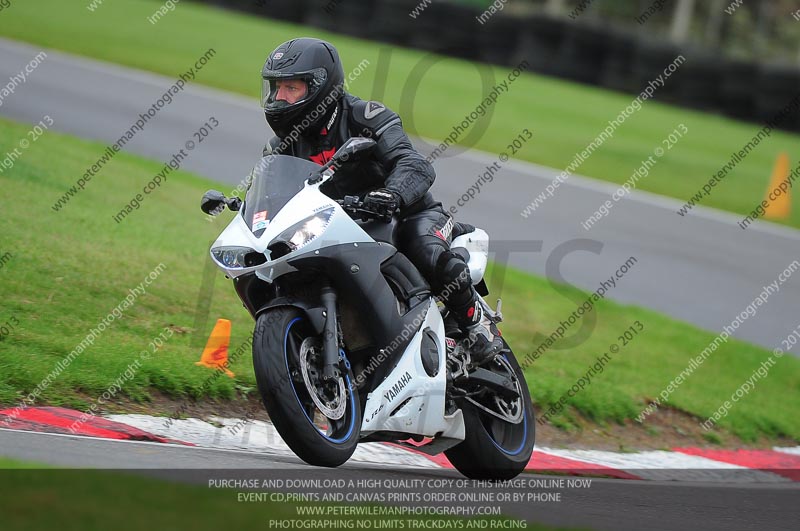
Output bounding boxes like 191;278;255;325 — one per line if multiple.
487;354;528;456
283;317;356;444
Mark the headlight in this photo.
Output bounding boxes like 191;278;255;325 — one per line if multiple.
211;246;264;269
270;208;335;254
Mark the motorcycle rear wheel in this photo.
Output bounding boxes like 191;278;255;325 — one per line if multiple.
445;341;535;479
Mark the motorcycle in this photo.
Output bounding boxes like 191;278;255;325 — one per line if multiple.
201;137;535;479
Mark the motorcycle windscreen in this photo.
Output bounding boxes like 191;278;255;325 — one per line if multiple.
242;155;322;237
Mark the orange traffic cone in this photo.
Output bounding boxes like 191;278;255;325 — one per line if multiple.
764;152;791;219
195;318;234;378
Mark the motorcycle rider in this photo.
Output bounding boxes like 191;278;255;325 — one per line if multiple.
260;37;502;363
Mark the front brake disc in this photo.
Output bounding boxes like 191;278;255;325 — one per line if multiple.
299;337;346;420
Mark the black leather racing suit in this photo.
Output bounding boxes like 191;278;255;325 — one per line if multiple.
264;93;479;328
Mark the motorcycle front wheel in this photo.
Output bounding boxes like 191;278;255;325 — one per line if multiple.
252;307;361;467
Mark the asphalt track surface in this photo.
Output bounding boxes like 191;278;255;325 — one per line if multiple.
1;428;797;531
2;38;799;354
1;37;799;531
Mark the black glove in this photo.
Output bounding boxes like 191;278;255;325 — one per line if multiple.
362;188;399;222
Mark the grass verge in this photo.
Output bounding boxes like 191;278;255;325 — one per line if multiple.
0;0;799;228
1;116;798;442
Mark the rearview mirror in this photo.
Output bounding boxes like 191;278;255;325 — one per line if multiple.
334;137;376;163
201;190;226;215
322;137;377;172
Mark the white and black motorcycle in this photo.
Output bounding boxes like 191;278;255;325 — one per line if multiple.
201;138;534;479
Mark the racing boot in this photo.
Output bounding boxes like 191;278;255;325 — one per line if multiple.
454;300;504;365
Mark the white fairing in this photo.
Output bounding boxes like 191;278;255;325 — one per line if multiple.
210;182;373;280
451;227;489;285
360;299;464;440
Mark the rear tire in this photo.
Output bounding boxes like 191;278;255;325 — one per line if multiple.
252;307;361;467
445;342;535;479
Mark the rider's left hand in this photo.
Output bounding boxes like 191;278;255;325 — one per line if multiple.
363;188;399;222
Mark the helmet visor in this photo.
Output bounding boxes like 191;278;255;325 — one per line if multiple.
261;68;328;112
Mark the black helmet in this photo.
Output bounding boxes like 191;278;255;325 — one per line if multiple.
261;38;345;138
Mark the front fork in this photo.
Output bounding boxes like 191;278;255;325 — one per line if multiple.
319;286;340;380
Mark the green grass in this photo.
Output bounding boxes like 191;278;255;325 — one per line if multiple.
0;457;50;469
0;116;254;410
1;116;798;442
1;0;800;228
491;265;800;441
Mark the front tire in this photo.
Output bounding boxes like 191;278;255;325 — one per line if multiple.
445;342;535;479
252;307;361;467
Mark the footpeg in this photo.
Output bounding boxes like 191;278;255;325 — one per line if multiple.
494;299;503;323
